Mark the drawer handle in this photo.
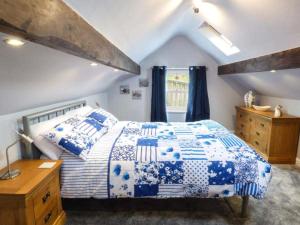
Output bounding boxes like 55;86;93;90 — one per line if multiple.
241;124;244;128
249;118;252;122
44;211;52;224
255;141;260;146
42;191;51;204
256;131;260;136
239;114;243;118
260;123;265;127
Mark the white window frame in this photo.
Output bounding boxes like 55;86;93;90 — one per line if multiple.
166;69;189;113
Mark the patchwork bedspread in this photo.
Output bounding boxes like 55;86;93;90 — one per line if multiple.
108;120;271;199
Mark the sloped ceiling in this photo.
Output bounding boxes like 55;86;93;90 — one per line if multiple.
64;0;300;64
0;32;127;115
1;0;300;115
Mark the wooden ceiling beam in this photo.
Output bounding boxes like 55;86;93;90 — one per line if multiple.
0;0;140;75
218;47;300;75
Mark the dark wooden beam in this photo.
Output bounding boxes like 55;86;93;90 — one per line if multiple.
0;0;140;74
218;47;300;75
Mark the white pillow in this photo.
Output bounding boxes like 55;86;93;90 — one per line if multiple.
65;105;93;117
30;106;93;160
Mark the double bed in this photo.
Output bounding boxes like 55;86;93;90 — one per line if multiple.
21;101;272;217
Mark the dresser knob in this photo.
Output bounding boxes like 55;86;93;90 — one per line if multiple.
44;211;52;224
256;132;260;136
260;123;265;127
42;191;51;204
255;141;260;146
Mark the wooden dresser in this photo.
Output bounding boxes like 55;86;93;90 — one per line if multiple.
235;106;300;164
0;160;66;225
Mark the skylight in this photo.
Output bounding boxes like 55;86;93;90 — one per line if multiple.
199;22;240;56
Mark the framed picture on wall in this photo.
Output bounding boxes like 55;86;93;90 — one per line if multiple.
132;90;142;100
139;78;149;87
120;85;130;94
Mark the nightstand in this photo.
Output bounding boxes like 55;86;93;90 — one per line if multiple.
0;160;66;225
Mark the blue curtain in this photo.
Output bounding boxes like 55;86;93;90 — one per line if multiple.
186;66;210;122
151;66;167;122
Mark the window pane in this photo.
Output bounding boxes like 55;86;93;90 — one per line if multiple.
166;70;189;112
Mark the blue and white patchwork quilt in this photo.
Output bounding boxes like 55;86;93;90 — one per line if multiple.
107;120;271;199
60;120;271;199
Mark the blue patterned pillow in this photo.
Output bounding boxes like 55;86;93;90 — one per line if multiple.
45;116;107;160
87;108;118;129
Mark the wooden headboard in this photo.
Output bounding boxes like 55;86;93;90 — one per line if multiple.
21;100;86;159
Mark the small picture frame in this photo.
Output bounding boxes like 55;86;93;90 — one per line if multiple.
120;85;130;94
132;90;142;100
139;78;149;87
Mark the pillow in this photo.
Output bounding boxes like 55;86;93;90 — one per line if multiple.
30;105;93;159
87;108;118;129
30;114;71;160
65;105;93;117
44;116;108;160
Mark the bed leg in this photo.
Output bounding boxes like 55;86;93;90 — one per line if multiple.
241;196;249;218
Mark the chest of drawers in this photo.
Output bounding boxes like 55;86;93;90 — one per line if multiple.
235;106;300;164
0;160;66;225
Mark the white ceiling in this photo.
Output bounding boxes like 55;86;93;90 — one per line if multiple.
65;0;300;64
0;0;300;114
0;32;127;115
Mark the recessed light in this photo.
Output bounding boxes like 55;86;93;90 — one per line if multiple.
90;62;98;67
114;69;119;72
4;38;25;47
270;70;276;73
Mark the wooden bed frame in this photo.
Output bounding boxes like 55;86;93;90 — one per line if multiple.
21;100;249;218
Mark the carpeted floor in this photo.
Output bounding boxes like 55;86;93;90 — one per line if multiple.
64;165;300;225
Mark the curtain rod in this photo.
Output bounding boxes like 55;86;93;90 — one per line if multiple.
166;67;208;71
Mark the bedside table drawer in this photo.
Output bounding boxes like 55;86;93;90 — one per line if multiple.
33;176;59;220
36;201;59;225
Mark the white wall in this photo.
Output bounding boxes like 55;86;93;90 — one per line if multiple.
258;95;300;159
0;93;107;169
108;35;243;128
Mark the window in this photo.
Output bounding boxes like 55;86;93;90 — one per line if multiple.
166;69;189;112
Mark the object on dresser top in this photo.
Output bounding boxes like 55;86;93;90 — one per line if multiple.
44;116;108;160
0;160;66;225
235;106;300;164
0;131;33;180
274;105;283;118
252;105;271;112
244;90;256;108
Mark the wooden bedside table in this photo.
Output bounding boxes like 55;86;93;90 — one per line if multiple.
0;160;66;225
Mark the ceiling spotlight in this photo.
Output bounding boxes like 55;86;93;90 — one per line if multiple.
4;38;25;47
270;70;276;73
114;69;119;72
90;62;98;67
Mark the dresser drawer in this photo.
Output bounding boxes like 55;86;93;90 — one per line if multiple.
33;176;59;220
250;137;268;155
36;201;59;225
254;117;270;133
250;128;268;141
237;110;248;122
236;129;249;140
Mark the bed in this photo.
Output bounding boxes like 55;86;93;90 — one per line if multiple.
21;101;272;217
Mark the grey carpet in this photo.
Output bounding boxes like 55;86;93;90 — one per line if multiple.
65;165;300;225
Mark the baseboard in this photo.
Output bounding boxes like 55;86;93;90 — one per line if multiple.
296;157;300;167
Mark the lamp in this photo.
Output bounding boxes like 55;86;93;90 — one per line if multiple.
0;131;33;180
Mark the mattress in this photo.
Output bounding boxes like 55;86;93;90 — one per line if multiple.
59;120;271;199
